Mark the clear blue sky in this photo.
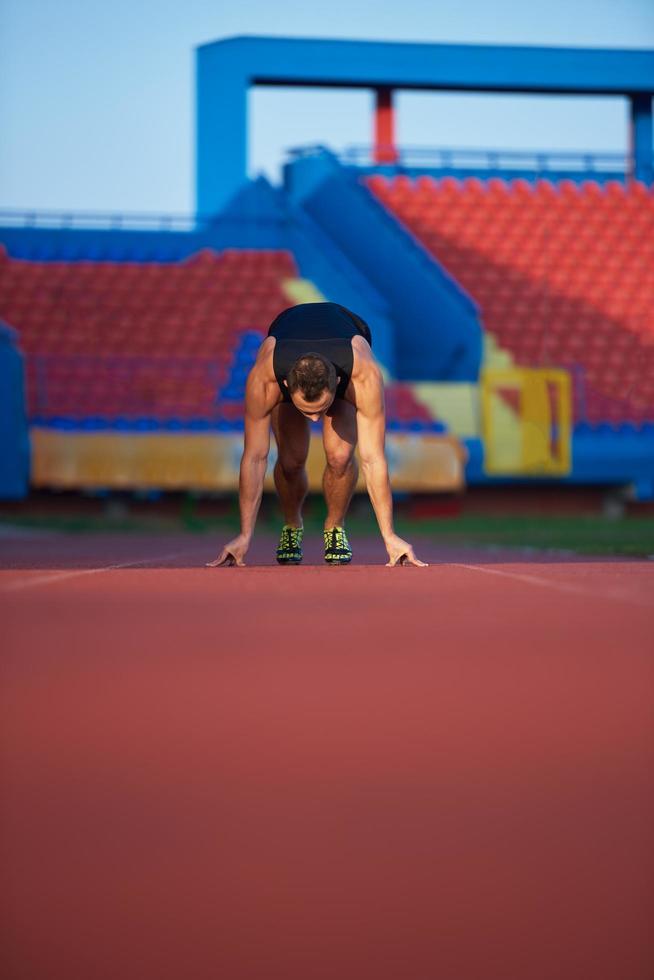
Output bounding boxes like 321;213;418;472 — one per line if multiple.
1;0;653;213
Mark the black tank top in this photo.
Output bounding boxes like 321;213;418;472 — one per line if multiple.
267;303;372;403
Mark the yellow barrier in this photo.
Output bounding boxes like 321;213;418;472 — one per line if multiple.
480;367;572;476
30;429;467;493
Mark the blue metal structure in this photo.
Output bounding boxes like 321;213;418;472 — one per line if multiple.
196;36;654;213
333;146;630;185
0;322;30;499
284;148;482;380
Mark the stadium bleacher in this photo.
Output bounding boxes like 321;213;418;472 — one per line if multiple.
365;174;654;427
0;247;294;425
2;157;653;494
0;244;443;433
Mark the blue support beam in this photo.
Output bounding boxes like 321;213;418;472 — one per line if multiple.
196;36;654;213
630;94;654;184
196;43;249;219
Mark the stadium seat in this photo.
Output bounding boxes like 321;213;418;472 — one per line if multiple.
0;248;299;424
365;174;654;426
0;246;445;434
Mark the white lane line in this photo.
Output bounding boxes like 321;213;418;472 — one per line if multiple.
0;550;194;593
449;562;653;610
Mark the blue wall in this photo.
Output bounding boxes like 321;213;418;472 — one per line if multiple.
0;219;289;262
464;425;654;500
0;322;30;499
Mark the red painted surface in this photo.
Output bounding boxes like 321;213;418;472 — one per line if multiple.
374;87;397;165
1;533;653;980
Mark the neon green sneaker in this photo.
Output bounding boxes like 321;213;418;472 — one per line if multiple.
324;526;352;564
276;524;304;564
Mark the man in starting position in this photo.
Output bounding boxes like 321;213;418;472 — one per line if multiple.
207;302;426;568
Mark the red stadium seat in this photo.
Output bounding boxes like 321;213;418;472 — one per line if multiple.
364;173;654;424
0;248;298;421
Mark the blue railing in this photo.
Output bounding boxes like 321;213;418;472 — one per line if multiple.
0;210;293;232
288;144;629;178
0;210;201;231
0;147;633;233
341;145;628;174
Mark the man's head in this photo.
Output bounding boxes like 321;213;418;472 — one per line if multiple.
285;353;338;421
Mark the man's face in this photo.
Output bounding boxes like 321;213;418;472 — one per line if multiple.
288;386;336;422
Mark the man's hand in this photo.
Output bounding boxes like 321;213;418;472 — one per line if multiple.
206;534;251;568
384;533;428;567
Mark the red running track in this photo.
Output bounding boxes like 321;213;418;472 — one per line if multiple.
1;531;653;980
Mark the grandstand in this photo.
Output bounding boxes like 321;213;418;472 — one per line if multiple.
366;173;654;426
0;237;456;492
0;243;443;430
0;247;295;422
1;36;653;500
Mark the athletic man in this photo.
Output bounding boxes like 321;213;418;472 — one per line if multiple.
207;302;426;568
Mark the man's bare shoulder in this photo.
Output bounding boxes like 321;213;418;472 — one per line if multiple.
245;337;281;418
256;335;276;360
350;336;384;411
351;336;383;384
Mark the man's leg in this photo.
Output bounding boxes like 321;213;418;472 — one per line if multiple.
322;400;358;530
272;402;311;526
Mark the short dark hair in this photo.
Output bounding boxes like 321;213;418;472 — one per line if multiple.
287;353;337;402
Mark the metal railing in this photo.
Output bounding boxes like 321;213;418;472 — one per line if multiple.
344;145;627;174
0;210;292;232
288;144;629;177
0;147;633;233
0;210;203;231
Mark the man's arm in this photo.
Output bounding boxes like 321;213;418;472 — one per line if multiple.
357;365;427;567
238;404;271;541
206;369;271;567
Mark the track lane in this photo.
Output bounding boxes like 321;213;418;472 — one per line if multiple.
2;532;653;980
